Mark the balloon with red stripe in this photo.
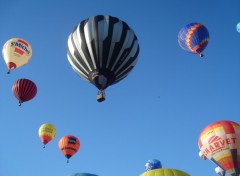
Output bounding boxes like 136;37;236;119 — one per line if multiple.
178;23;209;58
12;78;37;106
2;38;32;74
58;135;80;163
198;120;240;176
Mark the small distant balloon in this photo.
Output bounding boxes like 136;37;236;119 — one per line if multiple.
38;123;56;148
2;38;32;74
145;159;162;171
12;78;37;106
236;22;240;33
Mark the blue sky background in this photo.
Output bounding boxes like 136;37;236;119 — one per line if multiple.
0;1;240;176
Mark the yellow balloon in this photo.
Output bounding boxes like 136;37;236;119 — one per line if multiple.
140;168;190;176
38;123;56;148
2;38;32;73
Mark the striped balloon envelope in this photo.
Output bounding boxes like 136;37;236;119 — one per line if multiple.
2;38;32;74
67;15;140;102
178;23;209;58
12;78;37;106
198;120;240;176
140;168;190;176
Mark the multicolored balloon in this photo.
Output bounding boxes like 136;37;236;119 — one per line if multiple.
140;168;190;176
38;123;56;148
178;23;209;57
145;159;162;171
67;15;140;102
198;120;240;176
2;38;32;74
12;78;37;106
58;135;80;163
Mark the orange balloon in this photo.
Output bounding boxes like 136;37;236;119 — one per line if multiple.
58;135;80;162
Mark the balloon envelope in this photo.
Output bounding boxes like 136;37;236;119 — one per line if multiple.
2;38;32;73
145;159;162;171
58;135;80;162
140;168;190;176
198;120;240;176
236;22;240;33
12;78;37;106
178;23;209;57
38;123;56;147
67;15;140;101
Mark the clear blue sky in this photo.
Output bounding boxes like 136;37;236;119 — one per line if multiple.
0;1;240;176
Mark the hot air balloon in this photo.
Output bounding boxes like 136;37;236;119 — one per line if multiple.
12;78;37;106
198;120;240;176
38;123;56;148
215;166;226;176
58;135;80;163
67;15;140;102
2;38;32;74
140;168;190;176
145;159;162;171
178;23;209;58
68;173;98;176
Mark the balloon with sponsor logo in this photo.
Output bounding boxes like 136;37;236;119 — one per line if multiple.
67;15;140;102
140;168;190;176
2;38;32;74
12;78;37;106
38;123;56;148
145;159;162;171
215;166;226;176
178;23;209;58
58;135;80;163
198;120;240;176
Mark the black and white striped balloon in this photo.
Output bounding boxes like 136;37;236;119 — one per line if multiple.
67;15;140;101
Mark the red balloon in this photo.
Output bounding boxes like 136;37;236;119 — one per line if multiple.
12;78;37;106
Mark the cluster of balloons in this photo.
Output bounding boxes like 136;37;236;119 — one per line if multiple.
38;123;80;163
2;38;37;106
3;15;239;175
141;159;190;176
198;120;240;176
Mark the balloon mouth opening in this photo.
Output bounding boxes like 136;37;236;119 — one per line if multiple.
7;62;17;73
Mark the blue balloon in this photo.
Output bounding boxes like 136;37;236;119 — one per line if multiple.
68;173;98;176
145;159;162;171
236;22;240;33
